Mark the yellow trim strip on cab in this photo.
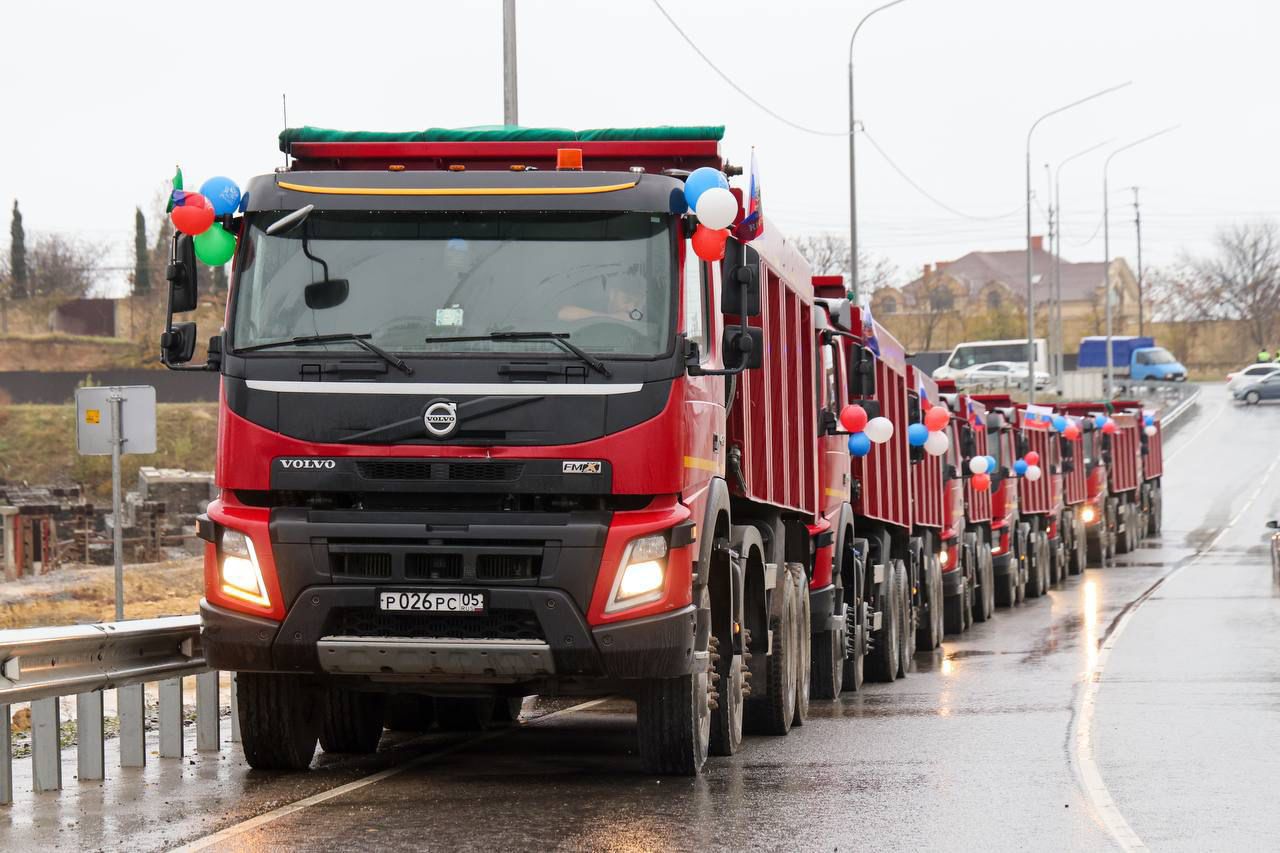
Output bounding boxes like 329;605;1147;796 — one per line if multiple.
276;179;640;197
684;456;721;473
825;487;851;499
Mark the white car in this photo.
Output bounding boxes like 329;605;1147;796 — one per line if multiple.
957;361;1051;391
1226;362;1280;393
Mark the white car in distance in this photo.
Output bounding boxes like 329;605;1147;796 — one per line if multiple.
1226;363;1280;393
957;361;1051;392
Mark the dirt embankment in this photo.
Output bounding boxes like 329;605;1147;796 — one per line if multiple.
0;556;203;629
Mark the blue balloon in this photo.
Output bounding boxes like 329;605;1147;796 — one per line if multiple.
1052;415;1067;432
986;455;997;473
683;167;729;212
1144;414;1154;427
848;432;872;457
200;176;242;216
1094;415;1108;429
1013;459;1029;476
907;422;929;447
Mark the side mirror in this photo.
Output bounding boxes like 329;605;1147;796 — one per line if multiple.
1267;520;1279;530
166;234;199;313
960;428;976;457
820;409;839;436
944;463;959;481
721;241;760;317
1016;435;1030;457
305;278;350;310
847;342;877;399
1063;460;1075;474
723;326;763;371
160;321;198;365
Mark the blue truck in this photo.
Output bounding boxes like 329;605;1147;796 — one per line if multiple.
1077;336;1187;382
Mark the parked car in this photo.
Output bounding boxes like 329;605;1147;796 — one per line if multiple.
1233;372;1280;404
1266;519;1280;583
1226;362;1280;393
957;361;1051;391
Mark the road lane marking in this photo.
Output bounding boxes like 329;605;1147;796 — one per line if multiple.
1073;441;1280;851
1164;396;1226;463
174;697;612;852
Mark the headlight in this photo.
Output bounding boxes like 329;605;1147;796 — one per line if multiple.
606;534;668;613
937;549;949;567
1080;505;1097;524
218;528;270;608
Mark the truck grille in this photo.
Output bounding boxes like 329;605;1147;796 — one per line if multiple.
332;552;392;579
405;553;464;580
328;607;544;642
355;460;525;482
476;554;541;581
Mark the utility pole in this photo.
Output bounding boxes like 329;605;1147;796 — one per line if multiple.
1133;187;1144;336
503;0;519;126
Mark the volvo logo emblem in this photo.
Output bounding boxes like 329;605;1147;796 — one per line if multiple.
423;400;459;438
278;458;336;469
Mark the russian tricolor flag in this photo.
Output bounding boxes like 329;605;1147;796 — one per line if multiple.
1024;403;1053;431
967;399;984;427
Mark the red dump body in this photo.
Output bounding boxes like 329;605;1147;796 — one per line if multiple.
910;367;945;531
970;395;1059;517
958;395;993;524
1060;421;1088;506
1107;413;1141;495
727;234;818;516
850;309;912;531
1114;400;1164;480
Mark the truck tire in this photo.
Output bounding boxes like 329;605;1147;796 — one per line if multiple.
973;543;994;623
435;697;497;732
841;598;866;693
1025;533;1045;599
792;566;811;727
708;543;744;756
866;561;899;683
493;696;525;723
638;584;713;774
1147;486;1162;536
916;553;943;651
1116;505;1134;554
895;559;912;679
1069;517;1087;575
743;574;798;735
384;694;435;732
319;688;386;754
236;673;321;771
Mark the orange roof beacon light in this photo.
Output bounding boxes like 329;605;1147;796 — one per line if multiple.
556;148;584;171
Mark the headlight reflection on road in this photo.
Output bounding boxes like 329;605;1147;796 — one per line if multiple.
1082;579;1099;670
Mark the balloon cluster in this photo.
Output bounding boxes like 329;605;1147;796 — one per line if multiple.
1064;422;1081;441
968;454;992;492
1143;413;1157;437
841;404;894;458
170;171;242;266
684;167;739;262
1013;448;1043;482
908;402;951;457
1093;414;1118;435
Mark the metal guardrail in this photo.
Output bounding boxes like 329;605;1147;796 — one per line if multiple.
0;615;236;804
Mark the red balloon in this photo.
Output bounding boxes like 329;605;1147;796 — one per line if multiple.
1024;451;1040;467
172;193;214;236
1102;421;1118;435
972;472;991;492
924;406;949;432
1064;424;1080;441
839;404;869;433
692;225;729;262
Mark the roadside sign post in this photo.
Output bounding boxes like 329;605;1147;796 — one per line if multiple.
75;386;157;622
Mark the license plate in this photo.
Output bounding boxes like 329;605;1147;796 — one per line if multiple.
379;590;486;613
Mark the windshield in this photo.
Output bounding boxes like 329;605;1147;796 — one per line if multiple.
951;343;1029;368
231;211;675;357
1138;347;1176;365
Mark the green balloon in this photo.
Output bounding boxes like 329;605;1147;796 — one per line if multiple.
194;223;236;266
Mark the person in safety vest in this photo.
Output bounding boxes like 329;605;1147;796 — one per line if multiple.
1259;349;1271;362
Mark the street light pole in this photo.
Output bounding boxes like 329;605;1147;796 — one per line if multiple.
848;0;908;305
1024;83;1131;403
1102;126;1178;397
1133;187;1144;336
1053;139;1112;386
503;0;519;126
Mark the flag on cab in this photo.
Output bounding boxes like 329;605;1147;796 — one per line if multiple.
734;148;765;243
967;399;984;427
1023;403;1053;431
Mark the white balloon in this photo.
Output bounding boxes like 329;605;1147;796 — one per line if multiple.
1144;425;1157;436
695;187;739;230
1025;464;1043;482
968;455;989;475
924;430;950;457
864;416;894;444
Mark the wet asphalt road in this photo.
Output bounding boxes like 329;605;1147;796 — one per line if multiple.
6;384;1280;852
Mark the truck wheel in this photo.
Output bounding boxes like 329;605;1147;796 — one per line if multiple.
944;589;965;634
841;598;866;693
493;696;525;723
792;566;811;727
916;554;943;651
812;606;845;700
743;574;798;734
866;561;899;683
973;545;994;623
638;584;712;774
1025;534;1044;599
319;688;386;754
1116;506;1133;554
237;673;321;771
435;697;497;732
1069;518;1086;575
384;694;435;732
1147;487;1162;536
1015;532;1028;604
895;560;912;679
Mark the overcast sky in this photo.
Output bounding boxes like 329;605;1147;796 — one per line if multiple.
4;0;1277;296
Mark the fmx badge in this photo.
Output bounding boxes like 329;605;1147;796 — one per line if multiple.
423;400;459;438
562;461;602;475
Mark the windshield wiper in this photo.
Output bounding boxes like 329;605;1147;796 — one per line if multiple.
425;331;611;378
237;333;414;375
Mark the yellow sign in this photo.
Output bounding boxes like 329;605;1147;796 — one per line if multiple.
85;409;100;424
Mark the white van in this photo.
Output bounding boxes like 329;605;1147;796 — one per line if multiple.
932;338;1049;381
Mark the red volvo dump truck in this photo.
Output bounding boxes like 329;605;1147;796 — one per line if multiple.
1114;400;1164;537
1058;403;1146;561
1054;412;1090;577
159;125;835;776
982;404;1029;605
907;367;947;649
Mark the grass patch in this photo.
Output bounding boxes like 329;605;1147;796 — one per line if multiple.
0;557;204;629
0;402;218;499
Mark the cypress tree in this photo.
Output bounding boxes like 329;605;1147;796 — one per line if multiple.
133;207;151;294
10;201;27;299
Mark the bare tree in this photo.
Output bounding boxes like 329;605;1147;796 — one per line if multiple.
1172;222;1280;350
793;232;896;295
27;234;103;299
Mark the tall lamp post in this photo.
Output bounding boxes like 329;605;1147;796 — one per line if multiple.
1024;82;1130;402
1102;126;1178;397
1052;139;1112;386
848;0;909;305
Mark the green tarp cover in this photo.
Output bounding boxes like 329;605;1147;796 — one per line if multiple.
280;125;724;151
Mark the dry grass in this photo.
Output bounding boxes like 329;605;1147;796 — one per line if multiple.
0;402;218;499
0;556;203;629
